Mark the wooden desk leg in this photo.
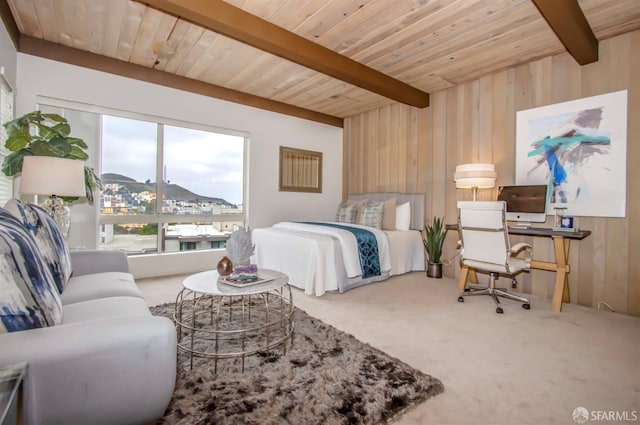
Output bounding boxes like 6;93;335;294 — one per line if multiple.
457;266;478;291
550;236;571;312
562;239;571;303
469;269;478;284
458;266;470;291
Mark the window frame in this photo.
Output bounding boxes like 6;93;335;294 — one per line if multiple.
36;96;249;255
0;67;14;205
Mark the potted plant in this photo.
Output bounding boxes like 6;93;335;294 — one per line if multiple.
1;110;101;203
423;216;447;278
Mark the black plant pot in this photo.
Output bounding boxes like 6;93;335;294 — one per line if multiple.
426;262;443;278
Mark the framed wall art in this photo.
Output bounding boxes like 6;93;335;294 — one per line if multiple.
515;90;628;218
278;146;323;193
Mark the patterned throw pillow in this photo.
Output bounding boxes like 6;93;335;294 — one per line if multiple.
346;198;367;223
0;208;63;333
359;202;385;229
4;199;73;293
335;203;356;223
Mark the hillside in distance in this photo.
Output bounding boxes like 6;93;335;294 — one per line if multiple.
101;173;235;206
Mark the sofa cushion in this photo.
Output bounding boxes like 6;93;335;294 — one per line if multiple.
61;272;143;305
0;209;63;332
4;199;73;293
62;296;152;324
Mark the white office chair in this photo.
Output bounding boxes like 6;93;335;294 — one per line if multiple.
457;201;532;314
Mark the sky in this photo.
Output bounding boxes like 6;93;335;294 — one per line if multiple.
101;115;244;204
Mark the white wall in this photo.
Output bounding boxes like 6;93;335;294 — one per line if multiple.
0;24;16;92
15;53;343;278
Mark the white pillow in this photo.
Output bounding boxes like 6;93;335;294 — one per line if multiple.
395;202;411;231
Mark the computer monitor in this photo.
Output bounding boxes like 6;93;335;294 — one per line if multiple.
497;184;549;228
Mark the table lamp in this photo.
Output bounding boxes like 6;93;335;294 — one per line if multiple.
454;163;496;201
19;156;86;237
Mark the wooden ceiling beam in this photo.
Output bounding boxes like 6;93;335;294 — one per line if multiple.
531;0;598;65
142;0;430;108
0;0;19;49
17;36;344;128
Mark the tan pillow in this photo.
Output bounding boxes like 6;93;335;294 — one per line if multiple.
347;198;367;224
382;197;397;230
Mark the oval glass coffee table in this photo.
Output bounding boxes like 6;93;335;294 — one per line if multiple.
174;268;294;372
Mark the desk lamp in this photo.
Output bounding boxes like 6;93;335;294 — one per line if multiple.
19;156;86;237
454;163;496;201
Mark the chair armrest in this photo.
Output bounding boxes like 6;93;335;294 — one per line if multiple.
70;250;130;276
0;317;176;425
511;242;532;254
511;242;533;270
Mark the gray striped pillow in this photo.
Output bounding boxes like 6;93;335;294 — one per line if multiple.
359;202;384;229
335;203;356;223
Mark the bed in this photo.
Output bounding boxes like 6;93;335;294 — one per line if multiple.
252;193;425;296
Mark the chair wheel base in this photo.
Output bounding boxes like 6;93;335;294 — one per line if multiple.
457;296;464;303
496;307;504;314
522;303;531;310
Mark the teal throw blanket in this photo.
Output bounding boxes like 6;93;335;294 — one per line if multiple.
301;222;381;278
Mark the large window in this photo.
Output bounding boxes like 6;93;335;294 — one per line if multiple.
35;99;247;255
99;115;246;254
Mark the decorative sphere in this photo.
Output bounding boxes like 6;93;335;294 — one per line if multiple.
217;256;233;276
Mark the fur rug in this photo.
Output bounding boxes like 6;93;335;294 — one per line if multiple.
151;302;444;424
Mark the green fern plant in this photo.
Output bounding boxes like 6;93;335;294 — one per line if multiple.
423;216;447;264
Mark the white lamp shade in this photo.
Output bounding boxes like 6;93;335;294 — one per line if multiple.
454;163;496;189
19;156;86;197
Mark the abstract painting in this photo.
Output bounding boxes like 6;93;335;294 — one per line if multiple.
515;90;628;218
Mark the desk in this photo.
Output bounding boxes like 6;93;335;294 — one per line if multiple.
446;224;591;312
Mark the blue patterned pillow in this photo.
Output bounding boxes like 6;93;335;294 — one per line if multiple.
335;203;356;223
359;202;384;229
0;208;63;333
4;199;73;293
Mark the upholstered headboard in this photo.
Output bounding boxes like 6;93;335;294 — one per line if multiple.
347;192;425;231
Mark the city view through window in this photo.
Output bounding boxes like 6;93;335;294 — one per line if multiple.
99;115;246;255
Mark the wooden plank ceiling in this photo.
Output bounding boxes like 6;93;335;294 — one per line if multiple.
4;0;640;126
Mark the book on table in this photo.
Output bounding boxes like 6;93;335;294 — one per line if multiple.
219;275;273;287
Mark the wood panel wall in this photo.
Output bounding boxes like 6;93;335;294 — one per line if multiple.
344;30;640;316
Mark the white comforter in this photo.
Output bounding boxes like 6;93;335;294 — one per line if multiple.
273;221;392;277
253;221;392;296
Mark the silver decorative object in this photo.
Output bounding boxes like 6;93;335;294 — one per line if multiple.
225;227;255;265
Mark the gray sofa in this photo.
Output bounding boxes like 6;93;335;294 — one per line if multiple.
0;203;177;425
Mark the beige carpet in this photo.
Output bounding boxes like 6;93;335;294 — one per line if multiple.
138;272;640;425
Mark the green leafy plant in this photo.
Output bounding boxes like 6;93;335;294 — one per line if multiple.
1;110;101;203
423;216;447;264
